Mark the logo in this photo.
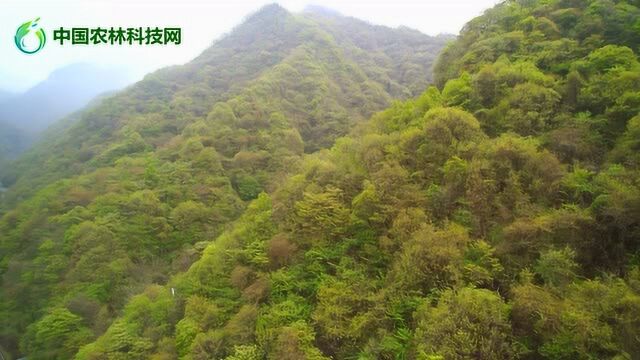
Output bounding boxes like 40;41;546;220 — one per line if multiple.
15;18;47;54
12;18;181;54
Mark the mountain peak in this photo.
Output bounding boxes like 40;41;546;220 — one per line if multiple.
197;2;294;58
246;3;290;21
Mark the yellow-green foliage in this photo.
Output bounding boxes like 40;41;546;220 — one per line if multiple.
3;1;640;359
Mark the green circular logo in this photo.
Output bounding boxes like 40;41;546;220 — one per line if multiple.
15;18;46;54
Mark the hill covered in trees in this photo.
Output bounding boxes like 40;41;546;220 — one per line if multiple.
63;0;640;359
0;5;451;359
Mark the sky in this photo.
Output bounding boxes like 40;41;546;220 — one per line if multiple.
0;0;501;93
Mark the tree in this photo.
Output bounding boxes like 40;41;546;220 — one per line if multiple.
269;321;329;360
170;200;213;245
418;107;483;173
534;247;579;287
234;173;263;201
505;82;561;135
413;287;515;359
473;65;498;107
390;223;469;292
293;187;349;243
442;72;474;109
610;114;640;168
22;308;93;360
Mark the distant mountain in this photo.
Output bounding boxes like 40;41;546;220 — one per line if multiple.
0;87;28;180
0;64;133;173
0;121;30;172
0;63;133;134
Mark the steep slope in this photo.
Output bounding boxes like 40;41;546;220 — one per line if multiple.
302;6;455;98
0;5;450;358
0;5;449;204
75;1;640;359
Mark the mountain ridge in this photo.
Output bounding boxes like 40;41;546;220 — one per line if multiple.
0;4;449;206
0;5;450;358
71;0;640;359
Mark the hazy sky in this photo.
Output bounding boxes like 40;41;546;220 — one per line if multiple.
0;0;501;93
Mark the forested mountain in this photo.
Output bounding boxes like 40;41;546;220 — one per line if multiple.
0;5;450;359
61;0;640;359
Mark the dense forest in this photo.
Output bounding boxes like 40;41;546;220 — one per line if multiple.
1;0;640;359
0;5;450;359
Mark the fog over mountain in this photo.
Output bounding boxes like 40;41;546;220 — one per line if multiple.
0;63;134;133
0;63;134;170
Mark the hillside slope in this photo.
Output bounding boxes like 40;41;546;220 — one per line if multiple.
74;0;640;359
0;7;449;206
0;5;450;359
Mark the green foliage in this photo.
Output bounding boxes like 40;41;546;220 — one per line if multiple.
3;1;640;359
312;274;378;346
414;287;516;359
463;240;504;287
21;308;93;360
534;247;579;287
0;6;450;359
390;223;469;292
442;72;473;108
233;174;263;201
225;344;263;360
512;276;640;359
505;82;561;135
293;187;350;243
610;114;640;167
75;285;177;359
268;321;328;360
